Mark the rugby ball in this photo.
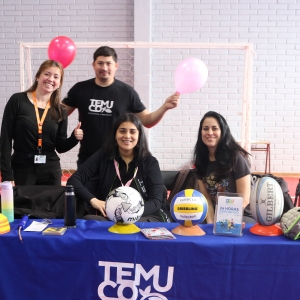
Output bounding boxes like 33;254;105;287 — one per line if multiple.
170;189;208;226
250;176;284;226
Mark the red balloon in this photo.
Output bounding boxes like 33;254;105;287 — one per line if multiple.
48;36;76;68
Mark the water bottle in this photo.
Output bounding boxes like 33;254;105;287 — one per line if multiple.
64;185;76;228
1;181;14;222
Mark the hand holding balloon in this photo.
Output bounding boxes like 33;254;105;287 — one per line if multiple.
164;92;180;110
175;58;208;94
48;36;76;68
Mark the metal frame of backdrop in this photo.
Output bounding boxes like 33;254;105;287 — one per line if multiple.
19;41;254;153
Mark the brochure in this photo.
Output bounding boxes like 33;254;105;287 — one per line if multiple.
42;227;67;236
141;227;176;240
24;221;48;232
213;192;244;237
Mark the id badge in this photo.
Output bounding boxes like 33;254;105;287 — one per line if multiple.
34;155;46;164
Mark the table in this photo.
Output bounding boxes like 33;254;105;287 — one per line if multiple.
0;219;299;300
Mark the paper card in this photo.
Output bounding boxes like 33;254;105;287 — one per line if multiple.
213;193;244;237
24;221;48;232
42;227;67;236
140;227;176;240
34;155;46;164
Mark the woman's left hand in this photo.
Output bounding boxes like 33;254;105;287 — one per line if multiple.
74;122;83;140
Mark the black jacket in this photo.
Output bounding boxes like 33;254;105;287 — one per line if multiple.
67;149;164;217
1;92;78;181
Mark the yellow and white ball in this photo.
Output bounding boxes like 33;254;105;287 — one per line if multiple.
170;189;208;226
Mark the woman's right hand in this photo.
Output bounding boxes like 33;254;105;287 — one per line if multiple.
74;122;83;141
90;198;107;217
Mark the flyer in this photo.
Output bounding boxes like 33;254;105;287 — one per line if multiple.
213;193;244;237
42;227;67;236
141;227;176;240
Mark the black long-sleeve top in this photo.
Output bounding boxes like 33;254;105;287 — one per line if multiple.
0;92;78;181
67;149;164;217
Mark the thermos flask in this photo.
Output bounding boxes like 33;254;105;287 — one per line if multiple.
64;185;76;228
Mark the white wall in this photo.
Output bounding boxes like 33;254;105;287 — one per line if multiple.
148;0;300;174
0;0;299;174
0;0;135;172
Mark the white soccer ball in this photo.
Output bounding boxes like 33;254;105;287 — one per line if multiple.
250;176;284;226
105;186;144;224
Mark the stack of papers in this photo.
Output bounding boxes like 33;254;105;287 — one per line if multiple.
42;227;67;236
141;227;176;240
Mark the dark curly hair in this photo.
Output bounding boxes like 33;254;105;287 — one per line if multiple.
193;111;250;181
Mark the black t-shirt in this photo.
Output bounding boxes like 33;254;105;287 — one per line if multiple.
201;152;251;205
62;78;146;162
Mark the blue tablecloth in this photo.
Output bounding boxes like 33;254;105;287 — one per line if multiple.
0;219;299;300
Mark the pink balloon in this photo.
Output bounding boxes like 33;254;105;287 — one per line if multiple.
48;36;76;68
175;58;208;94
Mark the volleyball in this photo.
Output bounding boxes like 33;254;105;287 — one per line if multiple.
170;189;208;226
105;186;144;224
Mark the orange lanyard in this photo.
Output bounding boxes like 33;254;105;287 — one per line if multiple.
32;91;50;150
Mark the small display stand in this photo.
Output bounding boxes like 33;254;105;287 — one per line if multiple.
213;193;244;237
108;223;140;234
172;224;205;236
250;223;283;236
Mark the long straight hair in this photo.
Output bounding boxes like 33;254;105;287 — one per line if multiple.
193;111;250;181
25;60;65;122
103;112;151;160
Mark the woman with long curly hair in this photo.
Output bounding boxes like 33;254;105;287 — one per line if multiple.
193;111;254;223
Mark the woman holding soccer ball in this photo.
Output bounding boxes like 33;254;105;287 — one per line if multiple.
68;112;170;222
193;111;255;224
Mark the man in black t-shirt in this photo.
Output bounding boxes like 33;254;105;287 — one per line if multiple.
63;46;180;165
